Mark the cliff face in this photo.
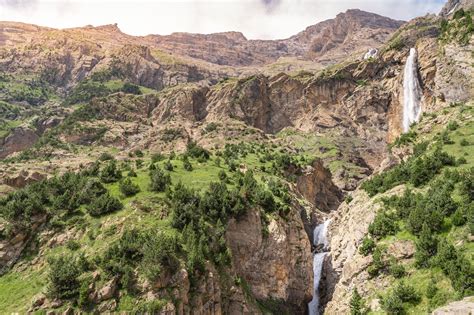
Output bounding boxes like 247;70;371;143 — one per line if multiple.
145;10;403;67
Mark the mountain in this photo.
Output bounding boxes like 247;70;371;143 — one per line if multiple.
0;3;473;314
145;9;403;66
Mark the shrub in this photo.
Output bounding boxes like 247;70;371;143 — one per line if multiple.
149;167;171;192
66;240;81;251
141;232;180;281
186;141;210;160
350;288;367;315
381;282;420;314
119;178;140;197
99;152;114;161
160;128;182;142
183;158;193;172
415;223;438;268
218;170;227;182
426;277;438;299
381;291;404;314
128;169;137;177
121;82;142;95
452;207;467;226
204;122;218;133
389;260;406;278
47;254;81;299
151;153;165;163
86;193;123;216
460;138;470;146
394;281;421;304
133;149;144;157
369;211;398;239
164;160;174;171
447;121;459;131
100;161;122;183
359;237;375;256
368;247;385;277
65;81;111;105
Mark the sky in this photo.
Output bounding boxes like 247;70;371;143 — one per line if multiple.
0;0;446;39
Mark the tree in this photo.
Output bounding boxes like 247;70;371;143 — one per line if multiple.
415;223;438;268
121;82;142;95
350;288;367;315
359;237;376;256
119;178;140;197
47;254;81;299
183;157;193;172
149;167;171;192
86;193;123;216
164;160;174;171
368;211;398;239
100;161;122;183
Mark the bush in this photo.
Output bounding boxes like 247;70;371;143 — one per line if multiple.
86;193;123;216
128;169;137;177
164;160;174;171
350;288;367;315
149;167;171;192
452;207;467;226
141;232;180;281
186;141;210;160
99;152;114;161
66;240;81;251
65;81;111;105
151;153;165;163
100;161;122;183
47;254;81;299
393;281;421;304
389;260;406;278
204;122;218;133
183;158;193;172
218;170;227;182
368;247;385;277
133;149;144;157
447;121;459;131
121;82;142;95
119;178;140;197
415;223;438;268
426;277;438;299
381;282;420;314
460;138;470;146
359;236;376;256
369;211;398;239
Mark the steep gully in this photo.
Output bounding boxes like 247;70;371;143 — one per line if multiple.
308;47;422;313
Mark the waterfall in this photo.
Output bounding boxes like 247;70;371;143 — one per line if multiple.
308;220;331;315
313;219;331;249
403;48;422;133
308;252;327;315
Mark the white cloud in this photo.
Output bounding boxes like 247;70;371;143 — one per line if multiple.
0;0;445;39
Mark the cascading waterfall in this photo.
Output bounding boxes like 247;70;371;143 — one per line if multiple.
403;47;422;133
308;220;331;315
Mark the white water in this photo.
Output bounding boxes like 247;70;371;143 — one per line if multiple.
308;220;331;315
308;252;327;315
313;219;331;249
403;48;422;133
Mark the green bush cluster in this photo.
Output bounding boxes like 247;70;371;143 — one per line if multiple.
362;148;455;196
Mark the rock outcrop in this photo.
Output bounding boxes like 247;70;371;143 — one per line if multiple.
296;160;343;212
226;206;313;314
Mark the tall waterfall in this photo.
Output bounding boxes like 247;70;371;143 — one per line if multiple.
403;47;422;133
308;220;331;315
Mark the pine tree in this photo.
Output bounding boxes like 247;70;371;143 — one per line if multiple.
415;223;438;268
350;288;367;315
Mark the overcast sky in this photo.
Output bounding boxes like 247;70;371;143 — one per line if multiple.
0;0;446;39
